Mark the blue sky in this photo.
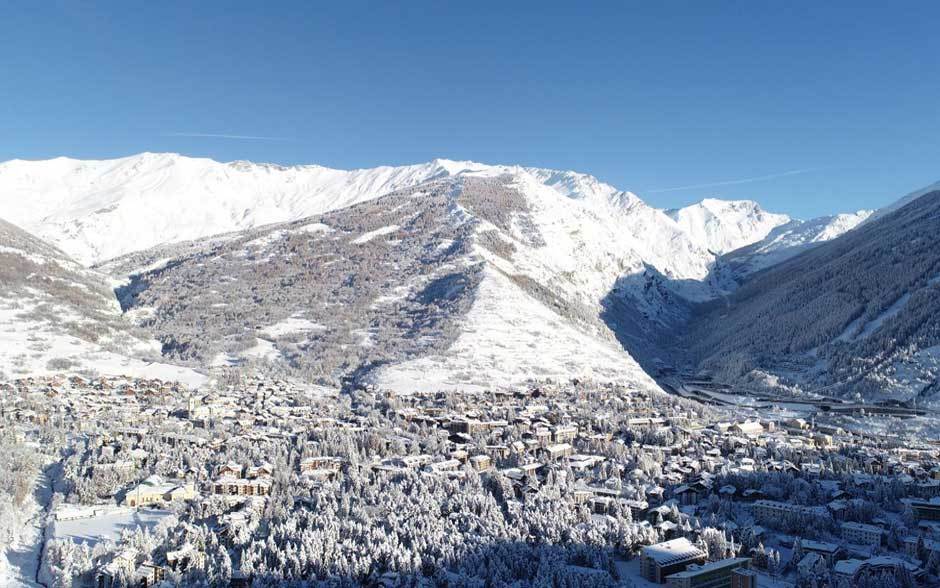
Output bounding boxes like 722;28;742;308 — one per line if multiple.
2;2;938;218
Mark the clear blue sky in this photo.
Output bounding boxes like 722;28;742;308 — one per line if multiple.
2;2;938;218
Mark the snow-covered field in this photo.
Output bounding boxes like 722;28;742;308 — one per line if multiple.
50;506;174;547
351;224;400;245
259;317;326;338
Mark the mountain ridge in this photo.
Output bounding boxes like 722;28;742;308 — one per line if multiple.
0;152;900;394
1;152;840;269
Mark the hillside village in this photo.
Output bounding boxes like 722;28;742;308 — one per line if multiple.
2;373;940;588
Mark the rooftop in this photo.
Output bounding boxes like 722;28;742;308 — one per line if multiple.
641;537;705;566
667;558;750;579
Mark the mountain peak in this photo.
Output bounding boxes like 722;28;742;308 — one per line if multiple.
665;197;790;255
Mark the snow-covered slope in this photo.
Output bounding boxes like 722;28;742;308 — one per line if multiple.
0;154;478;265
866;179;940;224
0;153;790;270
0;218;205;386
103;175;671;393
667;198;791;255
720;210;873;275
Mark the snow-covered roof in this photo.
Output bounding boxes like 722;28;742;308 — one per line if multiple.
667;557;750;579
641;537;704;566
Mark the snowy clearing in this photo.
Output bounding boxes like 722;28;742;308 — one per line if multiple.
351;224;400;244
259;317;325;338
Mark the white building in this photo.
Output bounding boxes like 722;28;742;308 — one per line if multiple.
751;499;828;522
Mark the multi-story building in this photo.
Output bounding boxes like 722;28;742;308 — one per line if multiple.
841;522;882;546
665;557;751;588
751;500;828;522
211;476;271;497
121;475;197;508
909;499;940;521
730;568;758;588
800;540;842;567
640;538;707;583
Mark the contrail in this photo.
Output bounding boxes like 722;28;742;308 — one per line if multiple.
647;167;824;193
162;132;292;142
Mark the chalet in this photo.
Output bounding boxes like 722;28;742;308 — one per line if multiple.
246;462;274;479
567;454;604;470
425;458;462;474
552;425;578;443
300;456;342;476
96;549;138;588
166;543;204;572
469;455;492;471
447;418;484;434
673;484;703;506
218;462;244;477
211;476;271;497
800;539;842;566
797;552;827;579
131;563;165;588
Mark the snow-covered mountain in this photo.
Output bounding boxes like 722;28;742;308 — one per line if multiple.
0;218;204;386
688;189;940;403
102;176;670;393
0;152;875;392
1;153;793;272
719;210;873;276
0;153;476;265
667;198;790;255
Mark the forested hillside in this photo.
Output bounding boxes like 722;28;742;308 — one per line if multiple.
688;191;940;401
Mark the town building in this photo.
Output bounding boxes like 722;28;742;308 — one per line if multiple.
665;557;751;588
751;500;828;522
841;521;882;546
640;537;707;583
730;568;757;588
909;498;940;521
